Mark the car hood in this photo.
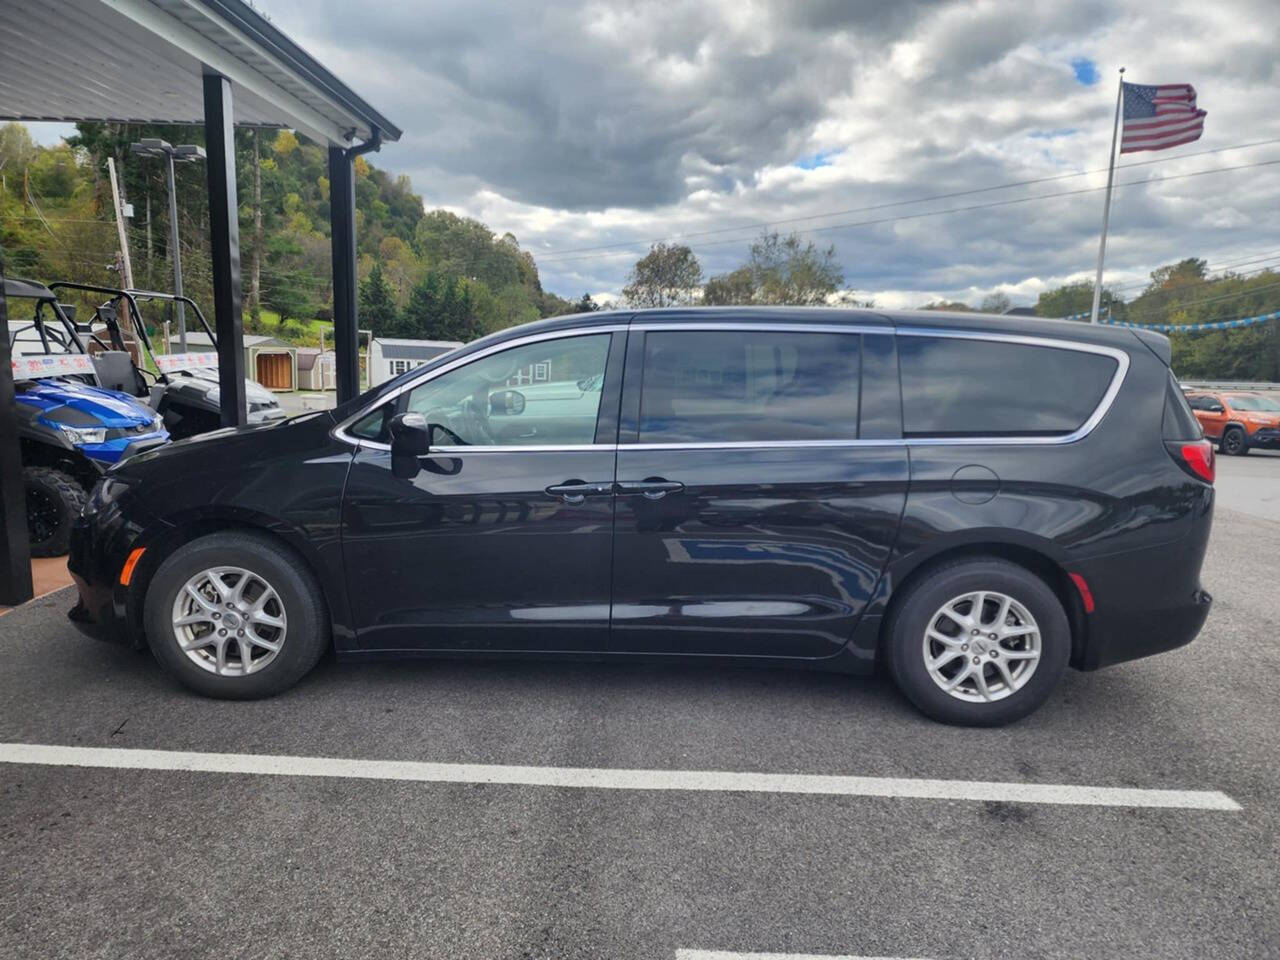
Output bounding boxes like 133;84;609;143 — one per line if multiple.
15;377;158;427
116;409;334;473
167;367;279;406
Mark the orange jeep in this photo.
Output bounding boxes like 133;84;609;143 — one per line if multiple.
1185;390;1280;455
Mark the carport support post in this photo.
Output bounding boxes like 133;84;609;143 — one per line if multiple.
328;146;359;403
0;247;35;605
203;73;247;427
329;127;380;404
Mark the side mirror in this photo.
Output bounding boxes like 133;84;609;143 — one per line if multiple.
1208;404;1224;413
389;411;433;457
489;389;526;416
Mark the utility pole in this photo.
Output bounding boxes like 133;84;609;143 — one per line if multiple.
106;157;135;289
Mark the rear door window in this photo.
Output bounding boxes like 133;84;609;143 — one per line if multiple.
637;330;860;443
898;335;1119;437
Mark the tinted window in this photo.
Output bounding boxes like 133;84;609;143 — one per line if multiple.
404;333;609;446
1163;375;1204;440
899;336;1118;437
638;330;859;443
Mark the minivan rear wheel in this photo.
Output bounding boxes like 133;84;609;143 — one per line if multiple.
143;531;329;699
885;558;1069;726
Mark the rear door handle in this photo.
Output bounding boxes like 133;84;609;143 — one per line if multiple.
616;479;685;500
545;480;614;504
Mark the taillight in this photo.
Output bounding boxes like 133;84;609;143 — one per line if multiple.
1167;438;1215;483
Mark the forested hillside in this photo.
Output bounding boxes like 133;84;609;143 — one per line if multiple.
0;122;575;345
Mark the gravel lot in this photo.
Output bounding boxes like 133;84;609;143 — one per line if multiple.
1;498;1278;959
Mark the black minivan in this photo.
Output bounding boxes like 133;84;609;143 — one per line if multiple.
68;307;1214;725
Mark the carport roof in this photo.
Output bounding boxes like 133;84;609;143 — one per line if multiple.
0;0;401;146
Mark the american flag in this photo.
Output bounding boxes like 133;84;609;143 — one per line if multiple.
1120;82;1206;153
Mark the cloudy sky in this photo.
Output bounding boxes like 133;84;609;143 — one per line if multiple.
35;0;1280;309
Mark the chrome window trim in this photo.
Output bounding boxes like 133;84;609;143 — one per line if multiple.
334;322;1130;452
633;321;896;336
892;327;1130;446
332;326;627;450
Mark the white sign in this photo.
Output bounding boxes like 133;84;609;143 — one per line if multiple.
11;353;96;379
156;352;216;373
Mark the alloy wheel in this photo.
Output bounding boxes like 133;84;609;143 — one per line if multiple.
170;566;288;676
921;590;1041;702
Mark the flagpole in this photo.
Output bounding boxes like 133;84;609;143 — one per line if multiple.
1090;66;1125;324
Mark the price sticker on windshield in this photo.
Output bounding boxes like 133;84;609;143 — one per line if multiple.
156;352;216;373
11;354;96;379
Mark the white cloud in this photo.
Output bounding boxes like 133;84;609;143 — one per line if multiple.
259;0;1280;309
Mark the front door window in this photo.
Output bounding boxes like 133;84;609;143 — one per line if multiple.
405;334;611;446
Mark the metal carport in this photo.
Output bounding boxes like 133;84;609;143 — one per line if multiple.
0;0;402;603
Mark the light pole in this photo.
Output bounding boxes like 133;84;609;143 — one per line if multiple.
130;139;205;351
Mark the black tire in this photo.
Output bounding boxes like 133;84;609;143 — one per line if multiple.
1220;426;1248;456
143;531;329;699
884;558;1070;726
23;467;85;557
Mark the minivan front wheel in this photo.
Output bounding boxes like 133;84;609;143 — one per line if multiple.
885;558;1069;726
144;531;329;699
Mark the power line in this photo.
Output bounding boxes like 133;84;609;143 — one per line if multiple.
536;137;1280;259
539;157;1280;265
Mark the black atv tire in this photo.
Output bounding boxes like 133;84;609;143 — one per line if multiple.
24;467;86;557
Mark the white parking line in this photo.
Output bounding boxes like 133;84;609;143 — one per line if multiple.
677;953;929;960
0;743;1241;810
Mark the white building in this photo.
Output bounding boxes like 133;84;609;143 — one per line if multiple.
367;336;461;387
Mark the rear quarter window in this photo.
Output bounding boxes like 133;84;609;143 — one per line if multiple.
1163;373;1204;440
898;335;1119;437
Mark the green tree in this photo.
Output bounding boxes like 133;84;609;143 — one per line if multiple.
979;292;1012;314
623;242;703;307
702;267;756;305
918;300;975;311
1035;281;1123;320
703;231;846;305
359;262;400;336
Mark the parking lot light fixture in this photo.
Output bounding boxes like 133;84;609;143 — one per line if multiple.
129;140;206;351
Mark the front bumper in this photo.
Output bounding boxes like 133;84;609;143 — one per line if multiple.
66;493;157;649
1245;427;1280;449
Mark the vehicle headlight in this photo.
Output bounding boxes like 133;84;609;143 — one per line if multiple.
58;424;107;445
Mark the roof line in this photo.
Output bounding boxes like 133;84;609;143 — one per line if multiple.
193;0;403;142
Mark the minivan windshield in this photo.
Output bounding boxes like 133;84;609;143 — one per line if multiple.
1226;394;1280;412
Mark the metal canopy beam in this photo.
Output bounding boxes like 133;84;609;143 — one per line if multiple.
203;74;247;427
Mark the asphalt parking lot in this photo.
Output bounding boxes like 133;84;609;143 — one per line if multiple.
2;497;1279;958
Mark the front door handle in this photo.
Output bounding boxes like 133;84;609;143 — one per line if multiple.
545;480;613;504
616;479;685;500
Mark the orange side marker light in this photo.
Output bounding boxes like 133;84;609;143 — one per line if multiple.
119;547;146;586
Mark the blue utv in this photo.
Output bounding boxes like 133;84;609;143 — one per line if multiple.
6;277;169;555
